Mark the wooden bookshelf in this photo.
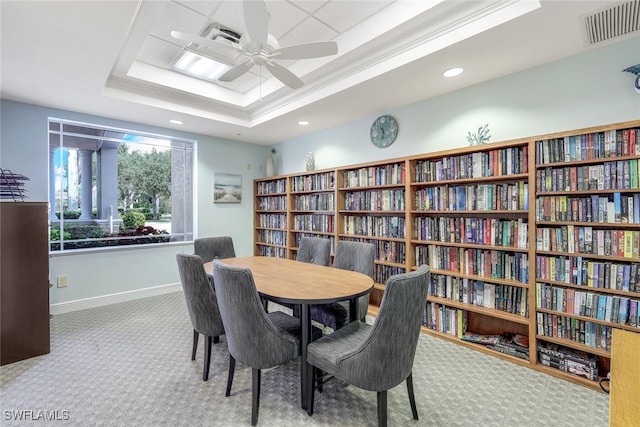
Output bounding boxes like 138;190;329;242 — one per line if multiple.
252;119;640;391
288;170;336;259
533;120;640;389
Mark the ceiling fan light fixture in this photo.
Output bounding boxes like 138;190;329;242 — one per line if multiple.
172;51;232;82
443;67;464;78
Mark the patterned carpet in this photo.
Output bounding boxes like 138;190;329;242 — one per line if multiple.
0;292;609;426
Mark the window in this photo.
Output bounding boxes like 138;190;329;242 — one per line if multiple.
48;119;194;252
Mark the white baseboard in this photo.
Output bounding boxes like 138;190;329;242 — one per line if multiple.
50;283;182;315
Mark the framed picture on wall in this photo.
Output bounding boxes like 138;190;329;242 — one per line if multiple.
214;173;242;203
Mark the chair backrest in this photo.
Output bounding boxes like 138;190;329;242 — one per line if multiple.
176;253;225;337
332;240;375;277
335;265;430;391
212;260;298;369
194;236;236;263
333;240;375;320
296;237;331;266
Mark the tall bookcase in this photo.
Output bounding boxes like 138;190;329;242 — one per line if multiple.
288;170;336;258
252;119;640;390
533;121;640;388
409;139;533;366
254;177;288;257
337;161;408;306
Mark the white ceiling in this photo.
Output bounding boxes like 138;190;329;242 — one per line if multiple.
1;0;636;145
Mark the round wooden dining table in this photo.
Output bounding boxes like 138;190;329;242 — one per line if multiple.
203;256;374;410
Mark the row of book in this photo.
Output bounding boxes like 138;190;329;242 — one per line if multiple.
536;283;639;326
374;264;406;286
256;178;286;195
535;127;639;164
537;342;599;381
414;182;529;211
423;302;468;338
344;189;405;211
414;146;529;182
536;312;612;351
416;245;529;284
429;274;529;317
292;214;334;233
536;226;640;259
536;193;640;224
535;255;640;292
341;236;406;264
461;332;530;360
257;230;287;246
536;159;640;192
257;195;287;211
343;163;405;188
257;213;287;229
290;172;335;192
293;193;335;211
293;234;334;253
413;216;528;249
343;215;406;239
257;246;287;257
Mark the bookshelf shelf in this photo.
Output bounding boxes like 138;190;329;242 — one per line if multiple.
253;119;640;391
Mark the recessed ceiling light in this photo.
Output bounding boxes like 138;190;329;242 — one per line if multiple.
298;121;310;126
169;119;183;125
442;67;464;78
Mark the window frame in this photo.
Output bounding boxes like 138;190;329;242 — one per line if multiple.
48;117;195;253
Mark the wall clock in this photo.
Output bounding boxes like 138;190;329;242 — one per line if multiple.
370;115;398;148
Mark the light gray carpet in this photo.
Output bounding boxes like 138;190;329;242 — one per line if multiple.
0;292;609;426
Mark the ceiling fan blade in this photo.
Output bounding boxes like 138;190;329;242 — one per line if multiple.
272;41;338;60
266;62;304;89
218;61;254;82
170;30;243;56
243;0;269;45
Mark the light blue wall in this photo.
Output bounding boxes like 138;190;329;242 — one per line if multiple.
1;36;638;309
0;100;268;305
275;37;640;173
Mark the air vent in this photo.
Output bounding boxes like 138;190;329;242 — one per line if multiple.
200;23;241;44
581;0;640;46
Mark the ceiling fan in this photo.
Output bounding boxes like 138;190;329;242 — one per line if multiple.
171;0;338;89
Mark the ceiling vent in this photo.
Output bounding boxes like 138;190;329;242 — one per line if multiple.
581;0;640;46
200;23;241;45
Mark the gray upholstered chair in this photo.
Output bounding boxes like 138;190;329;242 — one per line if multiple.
310;240;375;330
194;236;236;263
212;260;321;426
297;236;332;265
306;265;430;427
176;253;226;381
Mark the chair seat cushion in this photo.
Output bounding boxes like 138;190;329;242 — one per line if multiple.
307;321;371;375
292;303;349;330
268;311;323;344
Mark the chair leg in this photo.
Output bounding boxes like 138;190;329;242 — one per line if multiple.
377;390;387;427
406;373;418;420
251;368;261;426
203;335;213;381
262;298;269;312
225;355;236;397
191;330;199;361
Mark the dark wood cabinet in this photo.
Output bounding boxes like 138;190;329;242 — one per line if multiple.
1;202;50;365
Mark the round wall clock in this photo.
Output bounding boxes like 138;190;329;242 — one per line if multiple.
370;115;398;148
